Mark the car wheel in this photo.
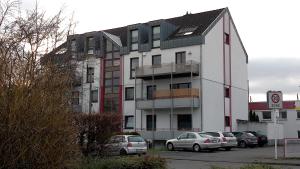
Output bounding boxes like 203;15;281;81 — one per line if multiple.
193;144;201;152
167;143;174;151
240;141;247;148
120;149;127;156
225;147;231;151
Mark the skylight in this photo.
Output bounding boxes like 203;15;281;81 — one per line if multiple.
175;26;198;37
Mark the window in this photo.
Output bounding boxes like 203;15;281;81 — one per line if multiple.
125;87;134;100
225;87;230;98
279;111;287;119
263;111;271;120
147;85;156;100
130;29;138;51
178;133;187;139
177;114;192;130
130;57;139;78
225;116;230;127
298;131;300;138
113;78;119;86
71;39;76;52
125;116;134;129
72;91;79;105
87;37;94;54
171;83;191;89
175;52;186;64
152;55;161;66
152;26;160;48
91;90;98;103
113;59;120;66
146;115;156;131
106;40;113;53
175;27;197;37
224;33;230;45
87;67;94;83
105;71;112;78
187;133;196;139
297;111;300;119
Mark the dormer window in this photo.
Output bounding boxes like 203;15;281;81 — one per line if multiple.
175;26;197;37
152;26;160;48
87;37;94;54
130;29;138;51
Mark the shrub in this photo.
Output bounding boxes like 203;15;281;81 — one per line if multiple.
79;156;167;169
74;113;122;156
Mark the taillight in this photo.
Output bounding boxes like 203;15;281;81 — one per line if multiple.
222;137;227;142
127;142;132;147
204;139;211;143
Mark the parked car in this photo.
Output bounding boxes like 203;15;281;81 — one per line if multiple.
166;132;221;152
203;131;237;151
232;132;258;148
244;131;268;147
105;135;147;155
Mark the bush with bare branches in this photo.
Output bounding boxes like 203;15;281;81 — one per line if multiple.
0;1;79;169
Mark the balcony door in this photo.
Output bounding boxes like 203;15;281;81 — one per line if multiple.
147;85;156;100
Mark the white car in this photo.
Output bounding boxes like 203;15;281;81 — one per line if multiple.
203;131;237;151
166;132;221;152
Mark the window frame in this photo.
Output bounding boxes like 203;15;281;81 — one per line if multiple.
91;90;98;103
125;115;134;129
146;115;156;131
152;55;161;66
72;91;80;105
224;33;230;45
87;37;94;54
125;87;134;101
279;111;287;119
86;67;94;83
152;26;160;48
177;114;192;130
130;57;139;79
225;87;230;98
225;116;230;127
130;29;138;51
262;111;272;120
175;51;186;64
297;111;300;119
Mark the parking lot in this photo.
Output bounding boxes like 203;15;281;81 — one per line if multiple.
157;145;300;169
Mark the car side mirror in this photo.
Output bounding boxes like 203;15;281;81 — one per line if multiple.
177;137;180;140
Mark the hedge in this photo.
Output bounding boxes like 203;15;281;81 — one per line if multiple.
79;156;167;169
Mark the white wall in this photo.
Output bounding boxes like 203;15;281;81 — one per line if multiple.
75;57;101;113
202;16;225;131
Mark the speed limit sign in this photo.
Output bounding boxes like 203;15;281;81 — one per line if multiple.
267;91;283;109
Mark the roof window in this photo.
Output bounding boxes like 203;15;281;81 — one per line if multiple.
175;26;198;37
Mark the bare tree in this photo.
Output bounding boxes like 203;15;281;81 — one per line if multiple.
0;1;79;169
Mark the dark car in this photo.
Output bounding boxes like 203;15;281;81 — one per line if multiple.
232;132;258;148
244;131;268;147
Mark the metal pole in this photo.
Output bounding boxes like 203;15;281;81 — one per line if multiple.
134;67;137;132
170;64;173;136
190;61;193;131
274;109;278;159
152;66;155;148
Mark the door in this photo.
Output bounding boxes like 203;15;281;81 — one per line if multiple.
185;133;197;149
175;133;188;148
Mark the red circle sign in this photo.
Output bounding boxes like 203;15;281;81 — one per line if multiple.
271;94;280;103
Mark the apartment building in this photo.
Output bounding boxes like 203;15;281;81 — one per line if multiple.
249;100;300;138
47;8;249;140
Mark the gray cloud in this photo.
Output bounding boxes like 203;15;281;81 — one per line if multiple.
249;58;300;96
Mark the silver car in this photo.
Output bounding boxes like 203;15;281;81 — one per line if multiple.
105;135;147;155
204;131;238;151
166;132;221;152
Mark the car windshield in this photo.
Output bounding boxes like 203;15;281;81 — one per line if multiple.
223;132;234;137
205;132;220;137
128;136;144;142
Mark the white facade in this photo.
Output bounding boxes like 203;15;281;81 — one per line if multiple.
122;10;248;140
251;101;300;139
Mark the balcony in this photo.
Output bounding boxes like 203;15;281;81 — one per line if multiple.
136;88;200;110
135;60;199;80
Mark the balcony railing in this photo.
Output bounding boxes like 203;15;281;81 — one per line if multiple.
136;88;200;110
154;88;199;99
135;60;199;80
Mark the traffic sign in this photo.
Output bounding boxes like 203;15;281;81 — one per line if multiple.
267;91;283;109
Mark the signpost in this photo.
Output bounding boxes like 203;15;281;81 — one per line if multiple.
267;91;283;160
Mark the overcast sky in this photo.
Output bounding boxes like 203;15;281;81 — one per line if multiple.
21;0;300;101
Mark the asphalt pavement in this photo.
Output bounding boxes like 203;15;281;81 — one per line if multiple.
157;145;300;169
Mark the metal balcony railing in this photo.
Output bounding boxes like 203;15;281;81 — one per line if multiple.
135;60;199;79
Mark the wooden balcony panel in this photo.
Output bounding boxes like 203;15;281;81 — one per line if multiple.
154;88;199;99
